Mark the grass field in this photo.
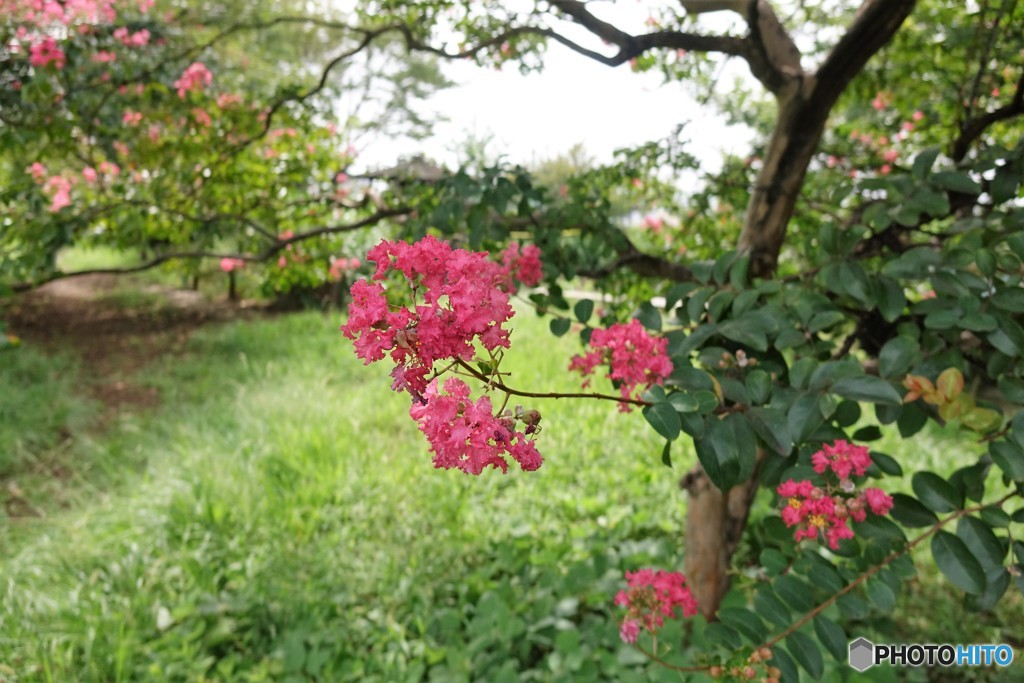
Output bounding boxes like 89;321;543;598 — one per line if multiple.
1;303;1022;682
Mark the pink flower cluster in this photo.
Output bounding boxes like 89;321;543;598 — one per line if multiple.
342;236;538;395
499;242;543;292
777;441;894;550
569;319;673;410
113;26;149;47
329;256;360;281
173;62;212;98
29;36;65;69
341;236;546;475
410;378;542;475
614;569;699;643
219;257;245;273
811;439;871;480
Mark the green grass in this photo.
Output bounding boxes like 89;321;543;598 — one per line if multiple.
1;309;1022;682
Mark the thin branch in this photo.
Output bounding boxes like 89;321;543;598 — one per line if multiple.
9;208;409;294
455;359;650;407
576;234;695;282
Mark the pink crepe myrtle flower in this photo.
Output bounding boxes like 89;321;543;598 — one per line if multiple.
220;257;245;273
569;319;673;410
44;176;72;212
499;242;542;292
614;569;698;642
777;441;894;550
409;377;542;475
811;439;872;480
27;162;47;182
91;50;117;63
173;62;212;98
122;110;142;126
81;166;97;183
912;110;924;121
29;37;65;69
98;160;120;177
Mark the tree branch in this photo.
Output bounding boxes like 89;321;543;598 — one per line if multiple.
9;208;409;294
813;0;917;108
952;71;1024;162
575;234;694;282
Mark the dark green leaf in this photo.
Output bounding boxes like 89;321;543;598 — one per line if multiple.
912;146;941;180
660;440;672;468
788;631;824;680
668;392;700;413
748;407;794;455
890;493;939;528
878;336;920;379
643;403;680;441
573;299;594;324
830;376;902;406
746;369;773;405
718;319;768;352
932;530;986;594
866;576;897;612
771;646;800;683
755;587;791;627
636;302;661;331
990;440;1024;482
813;616;847;663
549;318;571;337
774;575;814;612
932;171;981;194
957;516;1006;570
912;471;963;512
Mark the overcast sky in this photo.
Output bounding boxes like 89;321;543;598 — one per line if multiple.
354;2;753;171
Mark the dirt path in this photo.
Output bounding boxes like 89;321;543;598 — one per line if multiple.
5;274;261;417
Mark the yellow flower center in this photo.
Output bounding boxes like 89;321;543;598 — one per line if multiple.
808;514;827;529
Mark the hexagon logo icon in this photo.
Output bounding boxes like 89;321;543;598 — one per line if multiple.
849;637;875;672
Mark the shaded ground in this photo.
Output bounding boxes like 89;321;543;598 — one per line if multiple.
5;274;264;420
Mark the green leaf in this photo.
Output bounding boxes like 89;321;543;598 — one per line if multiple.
746;369;773;405
830;376;902;406
718;607;767;643
912;471;963;512
998;376;1024;403
877;277;906;322
774;575;814;612
870;451;902;475
932;171;981;194
957;516;1006;570
770;646;800;683
755;587;791;628
787;631;824;680
989;440;1024;482
549;318;571;337
668;392;700;413
912;146;941;180
573;299;594;324
878;336;920;379
865;576;897;612
813;616;847;663
890;493;939;528
747;407;794;455
635;302;661;331
717;319;768;352
643;403;680;442
932;530;986;594
788;393;825;442
694;417;742;490
661;440;673;468
807;310;846;333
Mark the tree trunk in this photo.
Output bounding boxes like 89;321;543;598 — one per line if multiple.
680;0;916;617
